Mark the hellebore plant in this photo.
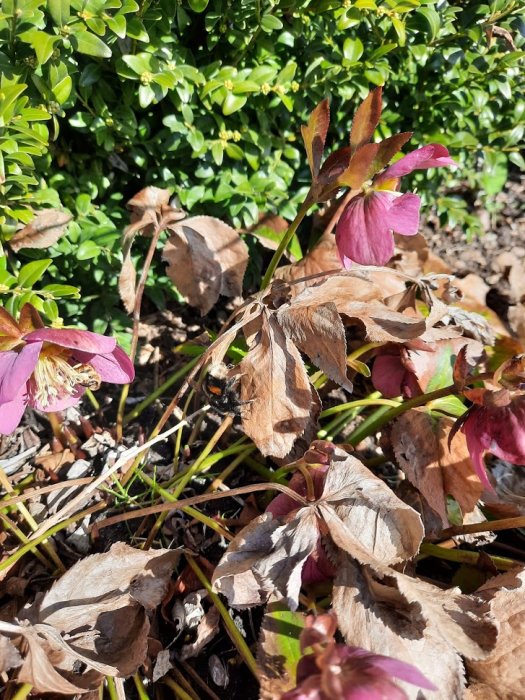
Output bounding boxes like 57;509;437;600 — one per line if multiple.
0;304;134;434
283;613;435;700
262;87;456;287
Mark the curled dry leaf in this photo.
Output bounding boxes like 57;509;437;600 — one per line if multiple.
333;554;497;700
212;447;423;610
162;215;248;315
466;568;525;700
392;411;484;529
238;308;318;458
9;209;72;252
9;542;179;693
118;186;174;313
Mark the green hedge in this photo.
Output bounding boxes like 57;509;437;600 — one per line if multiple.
0;0;523;337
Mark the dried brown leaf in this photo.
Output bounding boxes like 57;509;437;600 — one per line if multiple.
392;411;483;528
238;309;317;458
333;555;497;699
275;232;343;290
466;568;525;699
163;216;248;315
9;209;72;252
180;605;220;660
118;253;137;315
0;633;22;672
277;298;352;392
213;448;423;609
16;543;180;688
318;447;424;565
16;625;89;694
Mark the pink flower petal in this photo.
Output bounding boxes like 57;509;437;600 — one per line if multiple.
0;386;28;434
386;192;421;235
369;655;437;689
72;346;135;384
0;342;41;403
24;328;116;354
28;383;86;412
376;144;457;183
336;192;395;267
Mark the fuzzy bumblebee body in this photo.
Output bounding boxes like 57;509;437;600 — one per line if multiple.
203;363;243;416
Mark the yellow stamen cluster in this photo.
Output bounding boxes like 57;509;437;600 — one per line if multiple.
30;345;101;408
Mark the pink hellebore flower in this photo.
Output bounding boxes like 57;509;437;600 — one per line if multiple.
0;304;134;434
460;390;525;490
336;144;456;268
283;613;436;700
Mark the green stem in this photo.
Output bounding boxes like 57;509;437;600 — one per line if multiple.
320;397;401;419
10;684;33;700
0;503;103;573
419;542;518;571
186;555;259;679
260;197;313;290
347;383;458;446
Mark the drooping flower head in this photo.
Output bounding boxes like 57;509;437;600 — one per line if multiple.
0;304;134;434
283;612;436;700
457;355;525;488
336;143;456;268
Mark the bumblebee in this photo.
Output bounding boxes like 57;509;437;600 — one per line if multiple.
203;363;243;416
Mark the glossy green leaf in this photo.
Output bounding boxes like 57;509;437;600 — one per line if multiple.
18;259;52;288
71;30;112;58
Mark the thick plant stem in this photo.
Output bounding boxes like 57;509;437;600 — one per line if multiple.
260;197;313;290
419;542;518;571
116;223;164;440
347;383;459;445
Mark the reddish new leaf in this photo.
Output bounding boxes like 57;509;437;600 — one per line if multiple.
9;209;72;252
337;142;380;189
301;98;330;179
350;87;383;152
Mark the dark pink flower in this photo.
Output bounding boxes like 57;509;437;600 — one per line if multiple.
283;613;435;700
460;390;525;489
336;144;456;267
371;346;422;399
0;305;134;434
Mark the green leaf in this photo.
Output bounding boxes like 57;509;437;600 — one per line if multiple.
47;0;70;26
260;15;283;32
391;16;406;46
427;395;467;418
188;0;209;11
71;30;112;58
343;37;363;62
18;30;59;64
257;604;305;698
18;259;52;288
42;283;80;297
76;240;101;259
52;75;72;103
42;298;60;321
211;141;224;165
222;93;247;115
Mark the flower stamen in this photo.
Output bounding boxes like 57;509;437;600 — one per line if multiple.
29;345;101;408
